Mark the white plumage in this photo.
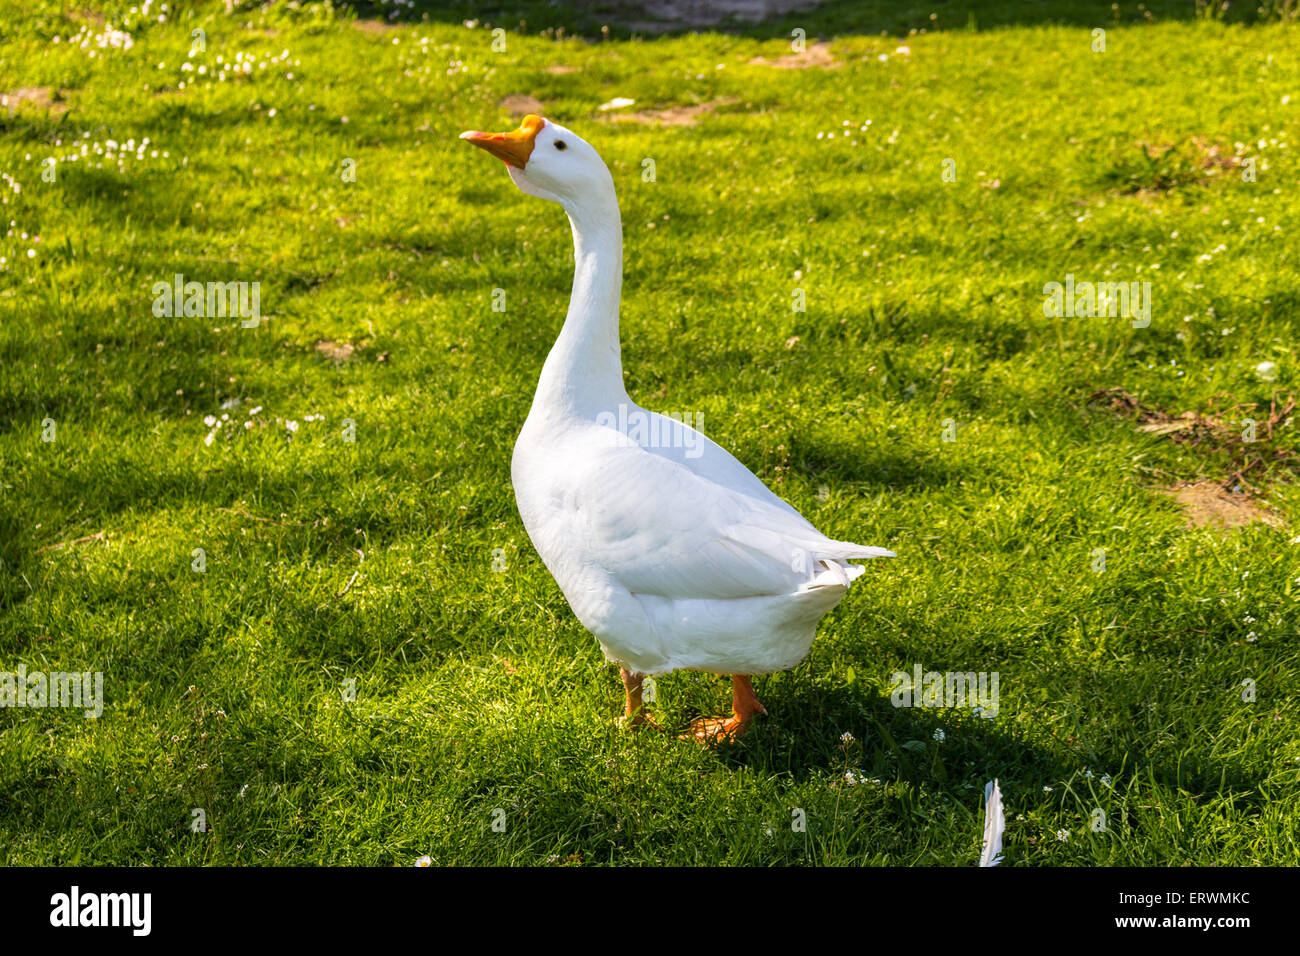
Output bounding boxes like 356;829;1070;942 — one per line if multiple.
462;113;893;731
513;401;893;676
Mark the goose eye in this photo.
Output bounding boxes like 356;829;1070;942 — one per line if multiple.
554;140;567;151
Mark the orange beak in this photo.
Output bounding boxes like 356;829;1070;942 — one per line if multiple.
459;114;545;169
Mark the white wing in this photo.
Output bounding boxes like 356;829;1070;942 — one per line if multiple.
554;408;892;601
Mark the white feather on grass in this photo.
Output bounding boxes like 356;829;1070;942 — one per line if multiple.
979;779;1005;867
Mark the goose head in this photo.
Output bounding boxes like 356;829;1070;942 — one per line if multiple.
459;114;615;215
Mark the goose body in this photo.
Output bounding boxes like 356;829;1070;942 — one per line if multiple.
512;405;892;675
461;114;893;734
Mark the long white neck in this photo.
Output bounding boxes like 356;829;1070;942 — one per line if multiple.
531;183;626;417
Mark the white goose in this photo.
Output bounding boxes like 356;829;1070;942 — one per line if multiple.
460;114;894;740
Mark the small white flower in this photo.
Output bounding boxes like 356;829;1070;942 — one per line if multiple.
1056;829;1070;842
203;415;216;426
414;855;432;867
840;731;855;744
286;420;299;433
932;728;945;742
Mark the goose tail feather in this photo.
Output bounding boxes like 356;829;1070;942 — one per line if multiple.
801;542;895;591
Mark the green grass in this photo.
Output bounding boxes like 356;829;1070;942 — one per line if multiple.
1;0;1298;866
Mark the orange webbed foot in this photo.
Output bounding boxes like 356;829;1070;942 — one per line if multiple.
681;714;748;743
679;674;766;745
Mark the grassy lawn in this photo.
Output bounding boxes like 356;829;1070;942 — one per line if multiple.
1;0;1297;866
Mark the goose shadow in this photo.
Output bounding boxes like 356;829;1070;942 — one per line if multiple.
682;666;1270;844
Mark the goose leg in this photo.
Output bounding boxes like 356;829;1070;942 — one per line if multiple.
620;668;662;731
683;674;768;743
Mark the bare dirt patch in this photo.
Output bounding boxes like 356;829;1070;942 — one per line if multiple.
544;64;578;75
1185;136;1249;175
68;9;106;26
3;87;67;116
315;340;355;364
603;97;737;127
1089;387;1294;528
748;41;840;69
1163;481;1279;530
351;20;399;34
500;94;546;118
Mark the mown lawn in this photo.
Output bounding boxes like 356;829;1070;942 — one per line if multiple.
1;0;1297;865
